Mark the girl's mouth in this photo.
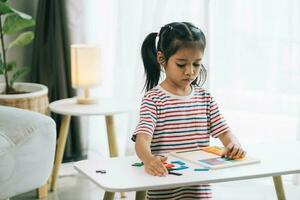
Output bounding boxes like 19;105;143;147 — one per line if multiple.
183;78;193;82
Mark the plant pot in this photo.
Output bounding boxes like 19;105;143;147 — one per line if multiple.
0;82;49;115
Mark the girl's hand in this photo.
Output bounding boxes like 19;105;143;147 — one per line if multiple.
144;155;168;176
222;142;246;159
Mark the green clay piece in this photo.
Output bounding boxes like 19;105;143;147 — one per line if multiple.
194;168;210;171
132;162;144;167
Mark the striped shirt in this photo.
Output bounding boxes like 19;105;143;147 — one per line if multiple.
132;85;229;200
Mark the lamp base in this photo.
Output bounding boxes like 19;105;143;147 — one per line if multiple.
76;97;98;104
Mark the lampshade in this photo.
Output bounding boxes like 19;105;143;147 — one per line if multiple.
71;44;101;104
71;44;101;88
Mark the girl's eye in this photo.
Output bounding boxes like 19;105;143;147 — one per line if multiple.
176;63;185;68
193;63;201;67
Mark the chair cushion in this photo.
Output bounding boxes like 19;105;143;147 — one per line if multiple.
0;105;55;155
0;105;56;199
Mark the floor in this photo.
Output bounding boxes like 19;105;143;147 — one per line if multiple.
11;163;300;200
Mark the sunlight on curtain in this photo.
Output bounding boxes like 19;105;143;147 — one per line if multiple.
82;0;209;157
66;0;118;158
113;0;209;100
70;0;300;158
113;0;210;155
209;0;300;144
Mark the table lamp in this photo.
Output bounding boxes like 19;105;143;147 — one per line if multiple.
71;44;101;104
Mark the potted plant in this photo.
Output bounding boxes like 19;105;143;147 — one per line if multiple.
0;0;48;114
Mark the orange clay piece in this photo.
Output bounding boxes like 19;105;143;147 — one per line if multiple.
202;146;246;160
201;146;225;156
232;156;245;160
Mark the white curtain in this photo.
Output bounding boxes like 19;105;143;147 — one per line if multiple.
67;0;209;157
209;0;300;145
112;0;210;155
66;0;300;157
112;0;210;99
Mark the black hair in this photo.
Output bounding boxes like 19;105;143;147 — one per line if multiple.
141;22;207;91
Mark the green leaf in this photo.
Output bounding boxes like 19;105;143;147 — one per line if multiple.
9;67;29;86
3;13;35;35
0;0;9;3
0;2;13;15
10;8;32;19
5;60;16;71
7;31;34;49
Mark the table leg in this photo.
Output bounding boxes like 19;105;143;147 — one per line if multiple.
103;191;115;200
36;183;48;199
273;176;286;200
50;115;71;191
104;115;126;198
135;191;146;200
105;115;118;157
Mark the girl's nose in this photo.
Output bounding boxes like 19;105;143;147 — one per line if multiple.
185;65;194;75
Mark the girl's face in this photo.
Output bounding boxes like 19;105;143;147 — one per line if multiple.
162;47;203;89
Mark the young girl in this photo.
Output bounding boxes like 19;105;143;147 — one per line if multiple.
132;22;246;199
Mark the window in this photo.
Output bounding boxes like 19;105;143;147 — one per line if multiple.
209;0;300;144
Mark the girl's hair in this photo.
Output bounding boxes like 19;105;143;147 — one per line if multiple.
141;22;207;91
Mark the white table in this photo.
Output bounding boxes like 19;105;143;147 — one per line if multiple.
74;141;300;200
49;97;134;193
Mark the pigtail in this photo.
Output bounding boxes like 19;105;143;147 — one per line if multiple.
141;32;161;91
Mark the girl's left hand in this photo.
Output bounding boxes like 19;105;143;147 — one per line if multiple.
222;143;246;159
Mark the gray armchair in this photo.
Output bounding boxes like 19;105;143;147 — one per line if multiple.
0;105;56;200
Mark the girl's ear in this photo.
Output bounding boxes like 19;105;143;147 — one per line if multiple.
157;51;166;66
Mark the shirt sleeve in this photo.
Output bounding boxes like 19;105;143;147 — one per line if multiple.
131;95;157;142
208;95;230;138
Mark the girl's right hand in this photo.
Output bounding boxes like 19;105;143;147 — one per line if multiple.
222;142;246;159
144;155;168;176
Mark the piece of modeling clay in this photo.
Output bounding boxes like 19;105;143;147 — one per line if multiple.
171;161;186;165
163;162;175;169
201;146;225;156
194;168;210;171
168;171;182;176
132;162;144;167
96;170;106;174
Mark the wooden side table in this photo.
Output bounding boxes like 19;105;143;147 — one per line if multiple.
49;97;133;196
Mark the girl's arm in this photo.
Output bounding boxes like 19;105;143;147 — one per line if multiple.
218;131;246;159
135;133;168;176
